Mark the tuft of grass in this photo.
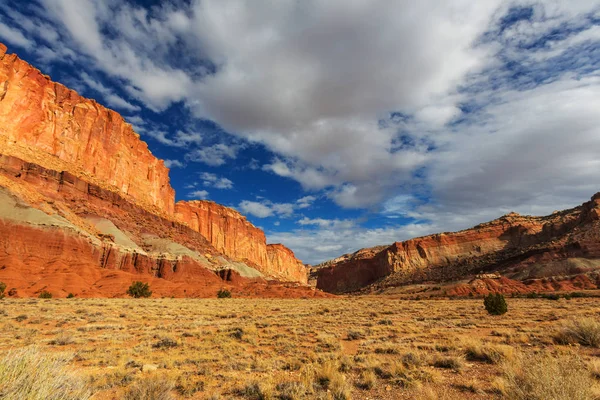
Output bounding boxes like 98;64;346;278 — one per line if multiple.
464;340;514;364
0;346;91;400
432;356;464;371
356;369;377;390
238;380;274;400
554;318;600;347
495;352;599;400
123;376;174;400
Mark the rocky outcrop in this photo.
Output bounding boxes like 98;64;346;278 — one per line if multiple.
0;155;326;298
0;43;307;285
316;195;600;293
267;244;307;283
0;42;174;216
174;201;307;282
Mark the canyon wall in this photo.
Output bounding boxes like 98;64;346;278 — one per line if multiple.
267;244;307;284
0;43;307;284
316;198;600;293
174;201;307;282
0;43;174;216
174;201;269;269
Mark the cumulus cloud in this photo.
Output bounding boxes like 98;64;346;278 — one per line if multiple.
200;172;233;189
80;72;140;112
186;143;239;166
188;190;209;200
238;196;314;219
164;159;184;169
0;21;34;49
3;0;600;263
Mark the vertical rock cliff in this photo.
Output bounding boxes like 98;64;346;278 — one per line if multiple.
0;43;175;216
175;201;307;282
0;43;307;285
267;244;307;283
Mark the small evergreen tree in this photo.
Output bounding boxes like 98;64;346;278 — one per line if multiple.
66;293;75;298
38;290;52;299
217;288;232;298
0;281;6;299
484;293;507;315
127;281;152;298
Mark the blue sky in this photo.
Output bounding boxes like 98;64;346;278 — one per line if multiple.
1;0;599;264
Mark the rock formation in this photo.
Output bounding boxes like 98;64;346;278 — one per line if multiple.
0;43;310;296
174;201;307;283
0;43;174;216
315;194;600;294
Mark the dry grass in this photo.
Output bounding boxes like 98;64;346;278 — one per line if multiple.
0;346;91;400
0;297;599;399
495;351;600;400
554;317;600;347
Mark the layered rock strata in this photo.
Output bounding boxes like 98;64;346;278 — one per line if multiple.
316;194;600;293
0;43;306;285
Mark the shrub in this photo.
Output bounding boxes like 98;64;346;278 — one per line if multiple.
542;293;560;301
483;293;507;315
554;318;600;347
123;376;174;400
38;290;52;299
0;281;5;299
67;293;75;298
0;346;91;400
217;289;231;298
127;281;152;298
432;356;464;371
496;352;598;400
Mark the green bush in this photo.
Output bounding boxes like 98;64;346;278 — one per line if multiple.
38;291;52;299
484;293;507;315
127;281;152;298
542;293;560;301
217;289;232;298
66;293;75;299
0;281;5;299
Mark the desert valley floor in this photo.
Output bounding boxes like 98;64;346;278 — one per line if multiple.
1;296;599;399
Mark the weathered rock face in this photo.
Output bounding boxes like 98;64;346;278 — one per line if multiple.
316;196;600;293
0;155;325;298
175;201;269;267
0;43;174;216
0;43;308;285
174;201;307;282
267;244;307;283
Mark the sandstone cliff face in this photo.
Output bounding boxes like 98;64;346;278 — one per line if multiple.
175;201;269;269
0;43;307;284
0;43;175;216
316;196;600;293
174;201;307;282
0;154;325;298
267;244;307;283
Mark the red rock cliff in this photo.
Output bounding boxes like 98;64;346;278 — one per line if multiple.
267;244;307;283
0;43;307;284
0;43;174;216
175;200;269;268
175;201;307;282
316;198;600;293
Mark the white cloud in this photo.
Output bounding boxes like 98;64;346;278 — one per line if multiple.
186;143;239;166
200;172;234;189
188;190;209;200
0;22;34;49
80;72;141;112
239;200;274;218
296;195;316;209
164;159;184;169
4;1;600;263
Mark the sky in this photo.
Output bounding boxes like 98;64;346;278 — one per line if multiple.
1;0;599;265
